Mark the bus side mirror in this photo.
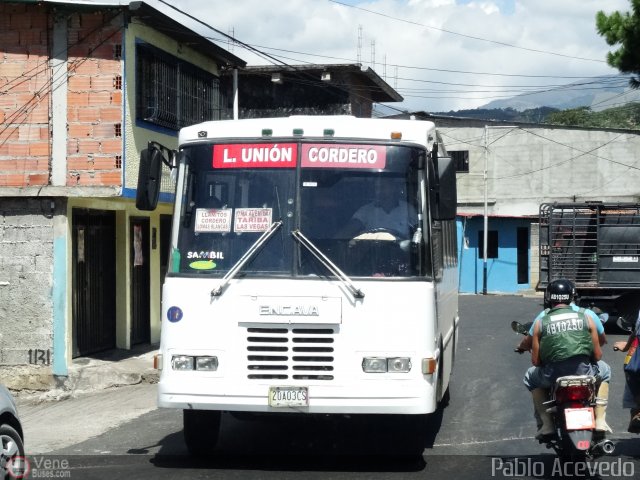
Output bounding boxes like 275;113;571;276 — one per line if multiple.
136;146;164;211
430;154;457;221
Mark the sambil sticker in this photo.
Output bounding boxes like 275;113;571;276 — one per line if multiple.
234;208;272;232
213;143;297;169
301;144;387;169
195;208;232;233
187;251;224;259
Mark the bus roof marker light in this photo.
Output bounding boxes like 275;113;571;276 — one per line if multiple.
390;131;402;140
261;128;273;137
293;128;304;136
323;128;335;137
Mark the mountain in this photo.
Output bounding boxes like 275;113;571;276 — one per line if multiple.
476;74;640;112
430;106;559;123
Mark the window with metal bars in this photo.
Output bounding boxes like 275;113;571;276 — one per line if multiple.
135;42;222;130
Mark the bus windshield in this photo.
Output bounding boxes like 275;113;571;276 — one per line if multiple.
172;142;428;279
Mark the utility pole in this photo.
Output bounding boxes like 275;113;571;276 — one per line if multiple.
483;126;488;295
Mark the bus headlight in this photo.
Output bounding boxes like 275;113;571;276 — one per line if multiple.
171;355;195;371
171;355;219;371
362;357;411;373
387;357;411;372
362;357;388;373
195;356;219;371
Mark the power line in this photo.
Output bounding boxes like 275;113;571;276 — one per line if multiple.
130;12;635;110
154;0;406;115
328;0;606;64
203;33;615;80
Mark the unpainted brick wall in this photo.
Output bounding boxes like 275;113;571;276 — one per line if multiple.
0;4;125;188
66;9;124;187
0;3;51;187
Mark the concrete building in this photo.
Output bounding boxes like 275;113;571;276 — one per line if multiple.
408;113;640;294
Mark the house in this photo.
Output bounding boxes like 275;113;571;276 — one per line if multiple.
398;112;640;294
220;64;403;119
0;0;245;390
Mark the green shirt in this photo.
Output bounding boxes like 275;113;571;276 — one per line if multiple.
539;306;593;364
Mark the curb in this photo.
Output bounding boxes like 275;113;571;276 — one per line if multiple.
15;349;159;405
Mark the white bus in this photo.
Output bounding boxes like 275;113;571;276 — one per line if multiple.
137;115;459;456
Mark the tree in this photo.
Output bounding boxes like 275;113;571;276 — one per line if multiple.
596;0;640;88
547;107;592;126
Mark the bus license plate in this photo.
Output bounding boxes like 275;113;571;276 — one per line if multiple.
564;407;595;430
269;386;308;407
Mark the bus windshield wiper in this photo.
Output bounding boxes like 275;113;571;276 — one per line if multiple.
211;220;283;298
291;229;364;299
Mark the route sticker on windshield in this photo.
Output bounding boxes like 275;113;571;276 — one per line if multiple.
195;208;232;233
234;208;272;232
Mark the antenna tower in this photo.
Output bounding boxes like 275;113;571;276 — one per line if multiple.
357;25;362;66
370;40;375;71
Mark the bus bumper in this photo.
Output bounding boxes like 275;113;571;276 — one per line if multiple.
157;379;438;415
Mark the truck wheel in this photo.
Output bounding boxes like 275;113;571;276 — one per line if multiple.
183;409;221;457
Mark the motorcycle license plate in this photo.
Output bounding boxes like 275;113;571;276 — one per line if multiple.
268;386;308;407
564;407;595;430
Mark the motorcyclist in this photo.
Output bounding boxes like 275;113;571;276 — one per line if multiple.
522;279;602;440
516;281;612;433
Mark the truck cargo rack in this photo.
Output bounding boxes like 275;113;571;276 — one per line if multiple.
539;202;640;291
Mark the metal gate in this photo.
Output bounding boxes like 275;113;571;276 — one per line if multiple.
72;209;116;357
130;217;150;345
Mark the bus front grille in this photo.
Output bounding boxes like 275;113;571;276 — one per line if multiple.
245;327;335;380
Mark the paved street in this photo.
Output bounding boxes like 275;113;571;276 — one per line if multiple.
17;294;640;479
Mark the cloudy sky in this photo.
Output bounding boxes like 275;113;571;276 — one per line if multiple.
152;0;632;113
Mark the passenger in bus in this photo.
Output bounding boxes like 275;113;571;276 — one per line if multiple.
336;178;416;240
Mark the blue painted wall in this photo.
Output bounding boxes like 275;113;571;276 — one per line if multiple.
456;216;532;294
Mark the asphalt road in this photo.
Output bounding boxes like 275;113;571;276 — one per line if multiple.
18;294;640;479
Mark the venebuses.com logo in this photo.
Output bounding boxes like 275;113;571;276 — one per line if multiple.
6;457;30;478
6;456;72;478
492;457;635;477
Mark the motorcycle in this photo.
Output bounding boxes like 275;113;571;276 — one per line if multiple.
512;320;615;459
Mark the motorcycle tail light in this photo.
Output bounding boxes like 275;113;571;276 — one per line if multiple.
555;385;592;403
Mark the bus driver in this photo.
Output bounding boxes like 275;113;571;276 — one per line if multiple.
337;178;416;240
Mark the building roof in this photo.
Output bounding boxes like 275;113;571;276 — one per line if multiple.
240;64;403;103
21;0;246;67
